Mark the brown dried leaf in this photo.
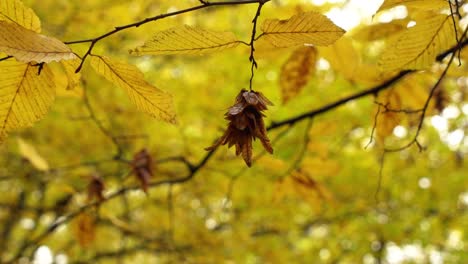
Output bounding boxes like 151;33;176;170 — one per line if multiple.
87;174;105;202
206;89;273;167
131;148;153;193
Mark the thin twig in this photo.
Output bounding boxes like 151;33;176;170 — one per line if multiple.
248;2;265;90
0;56;12;62
385;26;468;153
365;104;381;149
5;31;467;262
64;0;270;73
83;87;124;159
374;151;386;203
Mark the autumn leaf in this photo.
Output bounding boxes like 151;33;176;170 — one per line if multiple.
376;0;448;13
260;11;345;48
280;46;317;103
129;25;240;56
0;0;41;33
90;55;177;124
17;138;49;171
0;60;56;143
87;174;105;202
206;89;273;167
74;212;96;247
318;36;359;82
61;59;82;90
379;14;457;72
275;170;332;211
352;19;408;41
0;21;76;63
131;148;153;193
376;89;401;140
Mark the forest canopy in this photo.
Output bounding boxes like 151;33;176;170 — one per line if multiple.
0;0;467;263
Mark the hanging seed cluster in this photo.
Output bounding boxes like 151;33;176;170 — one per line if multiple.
206;89;273;166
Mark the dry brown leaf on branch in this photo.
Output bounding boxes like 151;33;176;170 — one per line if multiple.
0;60;56;143
90;55;177;124
280;46;317;103
260;11;345;48
206;89;273;167
0;0;41;33
0;21;76;63
129;25;241;56
87;174;105;202
131;148;153;193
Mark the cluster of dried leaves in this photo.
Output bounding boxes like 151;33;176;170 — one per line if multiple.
206;89;273;166
131;148;153;193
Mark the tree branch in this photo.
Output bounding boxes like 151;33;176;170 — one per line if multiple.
64;0;270;72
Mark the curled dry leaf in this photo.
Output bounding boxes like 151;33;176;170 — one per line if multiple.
206;89;273;167
131;148;153;193
87;174;105;202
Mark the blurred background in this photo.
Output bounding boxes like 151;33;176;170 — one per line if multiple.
0;0;466;263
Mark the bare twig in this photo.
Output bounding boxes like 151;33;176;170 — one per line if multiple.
248;2;266;90
365;104;381;149
0;56;12;62
374;151;386;203
83;87;124;159
385;26;468;153
5;22;467;262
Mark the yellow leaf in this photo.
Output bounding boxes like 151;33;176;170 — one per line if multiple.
90;55;177;124
0;60;56;143
129;25;240;55
352;63;386;87
275;170;332;211
318;36;359;81
301;157;340;178
352;19;408;41
0;21;76;63
74;212;96;247
0;0;41;33
280;46;317;103
61;59;81;90
260;11;345;48
17;138;49;171
379;15;456;71
376;89;401;140
377;0;448;13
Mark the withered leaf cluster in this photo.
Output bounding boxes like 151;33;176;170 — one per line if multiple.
87;174;105;202
206;89;273;167
131;148;153;193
